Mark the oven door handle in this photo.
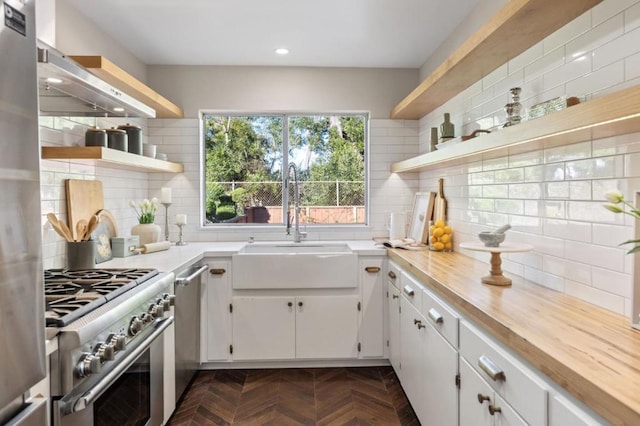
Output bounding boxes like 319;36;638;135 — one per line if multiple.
175;264;208;287
57;316;173;416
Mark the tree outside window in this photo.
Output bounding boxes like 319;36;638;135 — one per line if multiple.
202;113;367;226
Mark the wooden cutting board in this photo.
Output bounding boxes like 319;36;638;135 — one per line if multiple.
65;179;104;241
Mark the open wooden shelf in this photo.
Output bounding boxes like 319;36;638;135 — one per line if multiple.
69;55;184;119
390;0;602;119
42;146;184;173
391;84;640;173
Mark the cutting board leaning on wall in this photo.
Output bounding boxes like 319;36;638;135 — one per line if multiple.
65;179;104;241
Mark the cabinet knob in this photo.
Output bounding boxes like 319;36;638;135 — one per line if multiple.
287;302;293;307
392;294;399;299
413;319;425;329
488;405;502;415
365;266;380;273
477;394;490;404
210;268;226;275
388;271;396;280
298;301;303;307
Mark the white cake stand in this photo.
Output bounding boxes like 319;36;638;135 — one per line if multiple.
459;242;533;286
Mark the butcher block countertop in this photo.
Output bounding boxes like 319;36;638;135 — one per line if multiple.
388;248;640;426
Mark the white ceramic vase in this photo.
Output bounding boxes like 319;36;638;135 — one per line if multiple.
131;223;162;246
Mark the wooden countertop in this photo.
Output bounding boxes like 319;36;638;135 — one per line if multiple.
388;249;640;425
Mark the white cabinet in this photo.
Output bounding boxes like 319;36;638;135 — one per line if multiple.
296;295;359;359
203;260;232;362
460;357;527;426
231;295;359;361
549;393;609;426
399;296;428;421
232;296;296;360
387;281;401;374
422;311;458;426
359;257;385;358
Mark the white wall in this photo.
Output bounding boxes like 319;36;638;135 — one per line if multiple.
414;0;640;315
147;66;418;119
54;0;148;83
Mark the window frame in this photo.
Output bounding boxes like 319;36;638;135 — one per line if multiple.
199;110;371;230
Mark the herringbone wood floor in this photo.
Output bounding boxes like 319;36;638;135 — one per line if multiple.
168;367;420;425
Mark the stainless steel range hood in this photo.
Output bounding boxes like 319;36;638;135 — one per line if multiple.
37;45;156;118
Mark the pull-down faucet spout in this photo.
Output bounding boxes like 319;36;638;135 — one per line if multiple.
286;163;307;243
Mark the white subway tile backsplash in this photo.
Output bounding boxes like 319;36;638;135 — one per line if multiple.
509;151;543;167
627;1;640;31
566;156;624;180
544;12;591;54
565;280;625;314
566;14;624;61
545;182;570;198
482;184;509;198
544;141;592;163
591;266;633;297
543;255;591;284
509;42;544;74
543;218;592;243
593;0;638;26
509;183;542;199
570;59;625;95
569;181;592;200
495;168;524;183
565;240;625;271
524;47;565;82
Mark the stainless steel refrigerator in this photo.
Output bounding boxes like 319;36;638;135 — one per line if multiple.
0;0;48;425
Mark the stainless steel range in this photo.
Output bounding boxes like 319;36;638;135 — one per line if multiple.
47;268;175;426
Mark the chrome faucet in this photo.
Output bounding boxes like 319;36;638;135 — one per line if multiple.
286;163;307;243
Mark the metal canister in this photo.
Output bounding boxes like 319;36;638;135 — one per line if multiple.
117;123;142;155
106;127;128;151
85;126;107;147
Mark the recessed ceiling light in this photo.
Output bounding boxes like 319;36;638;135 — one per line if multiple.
46;77;63;84
275;48;289;55
113;107;125;112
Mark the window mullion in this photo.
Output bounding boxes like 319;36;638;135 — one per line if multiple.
282;115;289;226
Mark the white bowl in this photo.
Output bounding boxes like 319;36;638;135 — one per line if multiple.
156;153;168;161
142;144;156;158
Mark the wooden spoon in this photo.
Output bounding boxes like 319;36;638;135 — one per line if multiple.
76;219;88;242
85;215;100;240
47;213;73;242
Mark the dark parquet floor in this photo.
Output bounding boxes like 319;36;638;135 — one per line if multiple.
167;367;420;425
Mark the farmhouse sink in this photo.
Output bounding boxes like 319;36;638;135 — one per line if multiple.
232;242;357;289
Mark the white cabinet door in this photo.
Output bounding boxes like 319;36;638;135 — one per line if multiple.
460;358;494;426
399;296;427;422
549;393;607;426
232;296;295;360
296;295;359;359
359;258;385;358
204;260;231;361
423;323;458;426
388;281;401;374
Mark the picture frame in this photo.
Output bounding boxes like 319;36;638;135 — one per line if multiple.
408;192;436;244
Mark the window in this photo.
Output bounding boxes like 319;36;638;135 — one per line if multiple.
202;113;368;226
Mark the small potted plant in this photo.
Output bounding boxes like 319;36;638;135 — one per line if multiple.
130;197;162;245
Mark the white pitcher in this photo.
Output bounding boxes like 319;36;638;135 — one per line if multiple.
386;212;406;240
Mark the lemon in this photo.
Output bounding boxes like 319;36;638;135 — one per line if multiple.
440;234;450;244
434;219;445;228
444;242;452;250
433;242;445;251
443;226;452;234
433;228;444;238
430;236;438;244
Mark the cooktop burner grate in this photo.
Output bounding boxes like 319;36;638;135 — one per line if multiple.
44;268;159;326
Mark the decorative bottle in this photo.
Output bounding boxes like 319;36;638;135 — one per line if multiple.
440;113;454;139
429;127;438;152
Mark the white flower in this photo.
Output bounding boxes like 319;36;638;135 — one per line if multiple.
605;190;624;204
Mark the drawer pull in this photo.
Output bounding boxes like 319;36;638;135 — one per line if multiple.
388;271;397;280
365;266;381;273
210;268;226;275
403;286;415;297
477;394;490;404
428;308;443;324
479;355;505;381
488;405;502;415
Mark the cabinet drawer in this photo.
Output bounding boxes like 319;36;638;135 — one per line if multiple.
422;287;459;348
459;321;547;426
387;261;401;289
400;271;423;310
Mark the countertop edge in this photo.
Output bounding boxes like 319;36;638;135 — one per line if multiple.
388;249;640;425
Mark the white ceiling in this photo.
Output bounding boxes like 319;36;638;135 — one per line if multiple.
63;0;480;68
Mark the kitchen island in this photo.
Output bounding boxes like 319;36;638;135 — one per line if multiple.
388;248;640;425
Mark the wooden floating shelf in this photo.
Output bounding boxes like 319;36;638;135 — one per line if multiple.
41;146;184;173
69;55;184;119
390;0;603;119
391;84;640;173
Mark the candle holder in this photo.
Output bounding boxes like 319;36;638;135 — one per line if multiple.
176;223;187;246
161;202;172;241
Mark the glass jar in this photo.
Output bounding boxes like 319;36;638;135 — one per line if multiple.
429;220;453;252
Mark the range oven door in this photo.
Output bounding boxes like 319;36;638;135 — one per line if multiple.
54;317;173;426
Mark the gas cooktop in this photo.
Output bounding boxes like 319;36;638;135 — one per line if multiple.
44;268;158;327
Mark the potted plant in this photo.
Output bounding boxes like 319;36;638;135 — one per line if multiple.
130;197;162;245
